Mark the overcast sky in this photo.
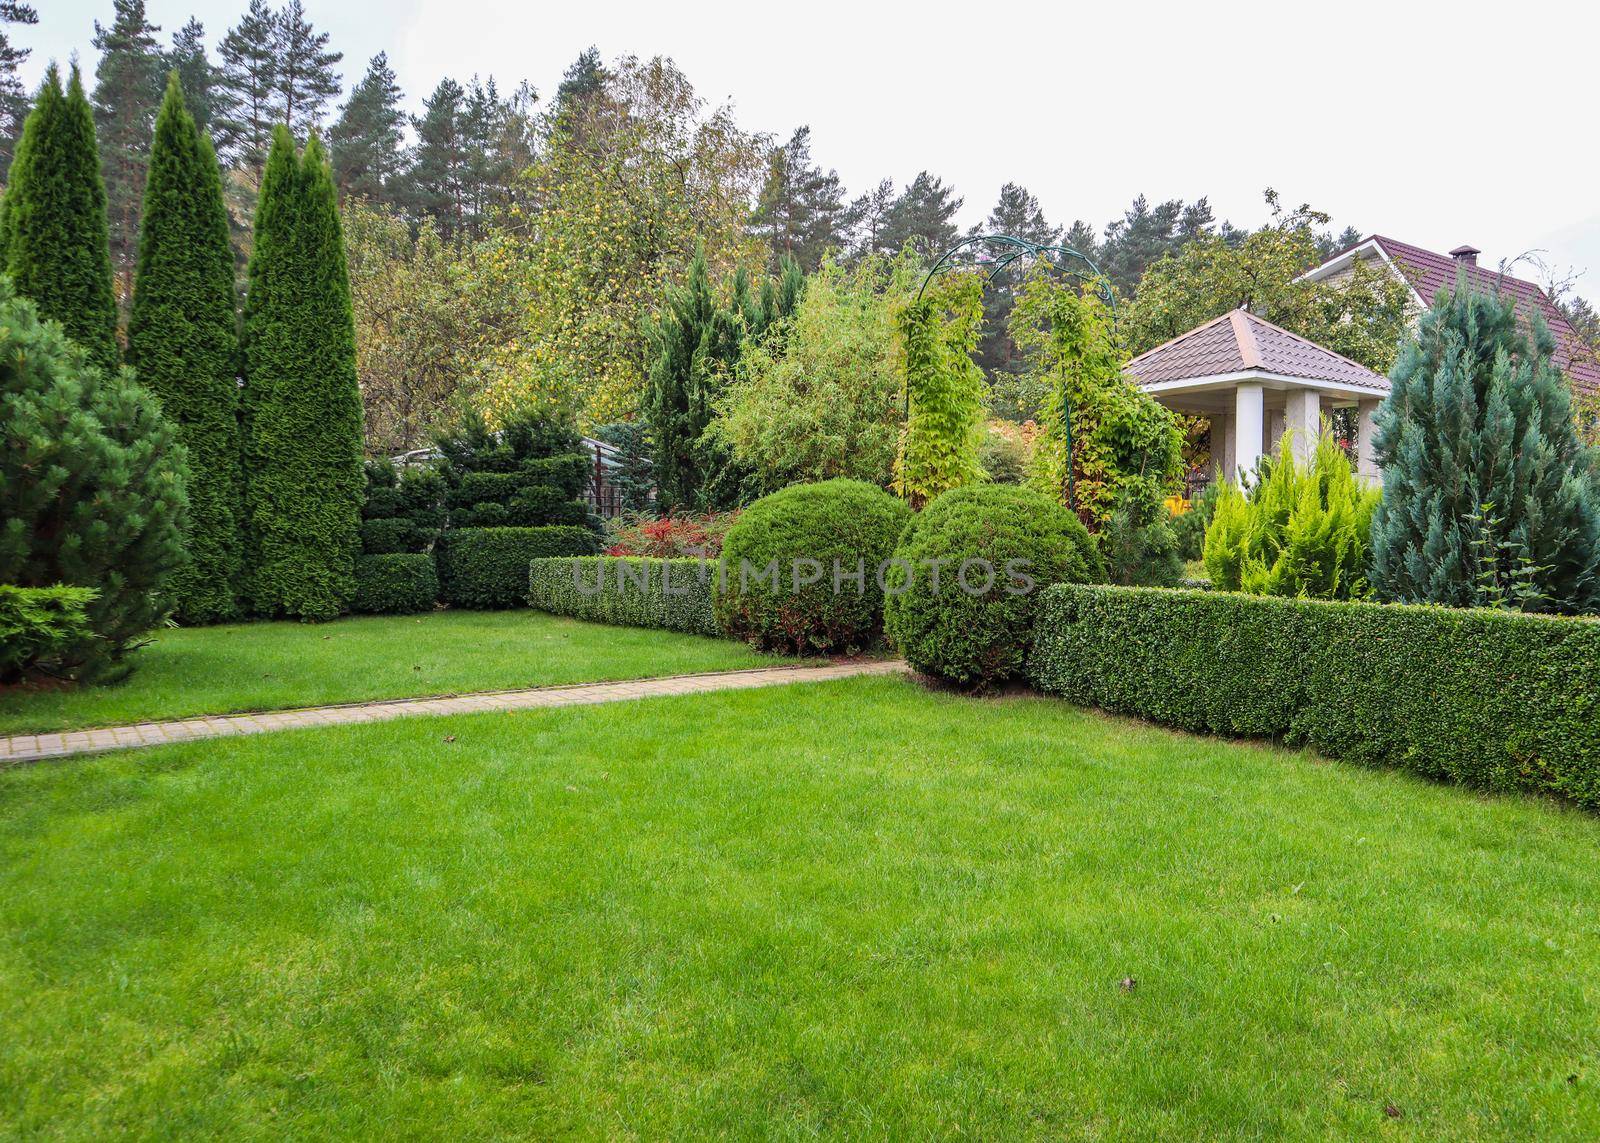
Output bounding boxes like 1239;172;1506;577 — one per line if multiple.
26;0;1600;304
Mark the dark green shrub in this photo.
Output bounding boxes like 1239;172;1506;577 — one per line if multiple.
127;76;243;625
715;478;911;653
359;517;419;555
529;557;720;637
1103;483;1183;587
435;407;603;545
0;585;99;680
1172;479;1223;562
240;128;364;620
1027;584;1600;810
436;526;600;609
351;554;439;615
0;280;189;681
360;460;445;552
884;483;1103;687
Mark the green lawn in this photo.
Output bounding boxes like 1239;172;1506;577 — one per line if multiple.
3;675;1597;1137
0;609;783;735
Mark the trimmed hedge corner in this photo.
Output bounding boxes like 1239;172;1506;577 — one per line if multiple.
528;557;721;637
436;526;599;609
352;554;439;615
1027;584;1600;810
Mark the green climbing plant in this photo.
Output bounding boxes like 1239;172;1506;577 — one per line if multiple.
894;271;986;508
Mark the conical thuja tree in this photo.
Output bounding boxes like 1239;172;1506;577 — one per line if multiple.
0;64;120;374
240;127;365;620
1371;279;1600;613
128;74;243;623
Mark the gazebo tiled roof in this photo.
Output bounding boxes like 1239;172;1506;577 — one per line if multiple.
1125;309;1389;393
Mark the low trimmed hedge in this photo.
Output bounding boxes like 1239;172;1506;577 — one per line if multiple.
436;526;600;609
528;557;721;637
352;554;439;615
1027;584;1600;810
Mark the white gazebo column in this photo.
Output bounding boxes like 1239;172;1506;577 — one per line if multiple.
1285;388;1321;465
1356;398;1382;481
1234;382;1264;481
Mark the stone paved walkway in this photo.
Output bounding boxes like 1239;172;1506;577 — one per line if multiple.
0;659;908;766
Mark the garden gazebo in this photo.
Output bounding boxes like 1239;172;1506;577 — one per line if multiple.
1125;309;1389;483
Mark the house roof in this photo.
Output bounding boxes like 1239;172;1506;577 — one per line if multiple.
1307;235;1600;398
1125;308;1390;393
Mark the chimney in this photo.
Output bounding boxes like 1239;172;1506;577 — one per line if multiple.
1449;244;1480;268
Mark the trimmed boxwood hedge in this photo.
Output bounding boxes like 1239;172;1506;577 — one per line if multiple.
1027;584;1600;810
351;554;439;615
436;526;599;609
528;557;721;637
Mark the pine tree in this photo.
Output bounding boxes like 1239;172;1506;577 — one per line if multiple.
329;52;405;202
128;75;242;623
407;77;468;239
1;65;120;374
1371;279;1600;614
240;127;364;619
91;0;165;294
750;126;847;271
843;177;895;259
972;182;1060;379
216;0;277;171
879;171;962;258
646;245;743;512
273;0;341;137
457;75;535;236
0;1;38;179
0;275;188;680
168;18;217;138
552;46;607;132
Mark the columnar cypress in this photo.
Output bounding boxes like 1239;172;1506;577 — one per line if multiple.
240;126;364;620
1371;279;1600;614
0;65;120;374
128;74;242;623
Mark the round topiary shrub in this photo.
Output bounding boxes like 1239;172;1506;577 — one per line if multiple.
716;479;912;653
884;483;1104;687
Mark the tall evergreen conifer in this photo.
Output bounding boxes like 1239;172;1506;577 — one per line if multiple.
128;75;242;623
240;127;364;619
1;65;120;374
329;52;405;202
1372;279;1600;613
91;0;165;290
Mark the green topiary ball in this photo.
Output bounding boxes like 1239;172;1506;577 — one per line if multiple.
716;479;912;653
884;483;1105;687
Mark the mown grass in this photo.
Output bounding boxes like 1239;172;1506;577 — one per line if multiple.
3;674;1598;1137
0;609;783;735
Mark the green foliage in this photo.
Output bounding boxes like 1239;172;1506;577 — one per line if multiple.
240;128;365;621
128;75;242;624
90;0;165;286
591;422;655;515
351;553;438;615
1372;280;1600;614
1102;484;1183;587
434;405;600;537
1203;432;1380;599
1028;583;1600;811
749;126;849;272
0;279;188;679
883;483;1103;687
1008;274;1183;529
1172;479;1225;561
435;526;600;609
0;65;120;374
0;584;98;680
360;459;446;553
715;478;910;653
894;272;986;508
976;423;1030;485
1124;192;1412;374
329;52;406;202
710;253;918;496
528;556;721;637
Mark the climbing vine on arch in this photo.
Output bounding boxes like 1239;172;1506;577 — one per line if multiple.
893;271;987;509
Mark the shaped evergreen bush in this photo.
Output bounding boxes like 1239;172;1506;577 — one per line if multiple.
0;585;99;681
240;128;365;620
432;407;603;608
715;478;911;653
1203;431;1380;600
128;75;243;624
1371;280;1600;613
0;65;120;374
0;281;189;680
884;483;1102;687
351;460;445;612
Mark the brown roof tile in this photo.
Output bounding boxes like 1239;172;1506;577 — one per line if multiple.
1126;309;1389;392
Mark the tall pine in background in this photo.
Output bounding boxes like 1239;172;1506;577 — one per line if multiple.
91;0;165;295
215;0;277;171
241;127;364;619
1372;280;1600;614
329;51;405;202
0;64;120;374
168;18;219;139
0;1;38;179
128;74;242;623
